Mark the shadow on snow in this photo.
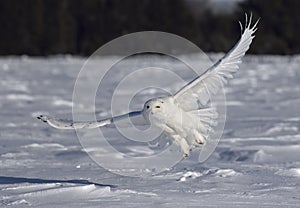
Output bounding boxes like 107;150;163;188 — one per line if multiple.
0;176;117;188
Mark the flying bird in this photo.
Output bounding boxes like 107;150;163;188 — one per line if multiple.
38;15;258;156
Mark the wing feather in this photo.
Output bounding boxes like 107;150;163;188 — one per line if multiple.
37;111;143;129
174;14;258;110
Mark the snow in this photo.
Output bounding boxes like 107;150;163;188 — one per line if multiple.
0;55;300;207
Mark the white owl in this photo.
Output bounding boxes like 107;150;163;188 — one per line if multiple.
38;15;258;156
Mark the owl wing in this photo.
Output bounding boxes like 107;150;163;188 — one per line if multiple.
37;111;144;129
173;14;258;110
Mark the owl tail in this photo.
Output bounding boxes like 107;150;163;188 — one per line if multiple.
188;107;218;138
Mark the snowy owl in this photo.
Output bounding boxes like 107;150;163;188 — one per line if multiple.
38;15;258;156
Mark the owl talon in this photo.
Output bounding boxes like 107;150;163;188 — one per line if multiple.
196;140;203;144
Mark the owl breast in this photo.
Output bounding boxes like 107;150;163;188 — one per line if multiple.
153;98;200;137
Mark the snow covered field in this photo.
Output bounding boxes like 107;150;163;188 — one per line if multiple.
0;55;300;207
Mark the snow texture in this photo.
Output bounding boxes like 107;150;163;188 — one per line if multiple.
0;54;300;207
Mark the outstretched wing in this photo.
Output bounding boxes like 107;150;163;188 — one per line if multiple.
174;14;258;110
37;111;143;129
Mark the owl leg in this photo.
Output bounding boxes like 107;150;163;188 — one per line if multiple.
162;125;190;156
194;131;205;146
169;134;190;157
179;138;190;157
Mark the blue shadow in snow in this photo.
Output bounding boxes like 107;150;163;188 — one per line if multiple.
0;176;117;188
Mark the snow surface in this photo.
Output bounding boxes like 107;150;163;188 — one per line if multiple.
0;55;300;207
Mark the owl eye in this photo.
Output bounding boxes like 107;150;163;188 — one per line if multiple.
147;106;150;109
155;106;160;108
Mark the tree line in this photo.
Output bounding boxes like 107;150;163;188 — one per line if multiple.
0;0;299;56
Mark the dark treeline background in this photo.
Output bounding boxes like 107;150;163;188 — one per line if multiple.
0;0;299;56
